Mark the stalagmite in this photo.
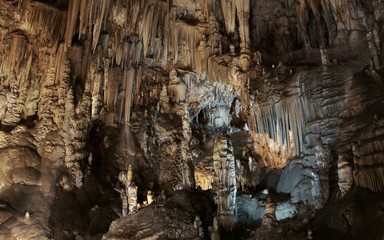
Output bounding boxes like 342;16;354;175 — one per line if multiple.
320;48;331;66
312;138;330;209
337;154;353;199
167;69;186;103
119;165;138;215
212;135;237;230
181;161;195;189
147;190;154;205
128;182;138;214
210;217;221;240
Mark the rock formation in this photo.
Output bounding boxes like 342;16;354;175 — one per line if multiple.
0;0;384;239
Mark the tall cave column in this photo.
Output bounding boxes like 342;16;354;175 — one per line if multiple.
212;135;237;230
312;138;330;209
181;103;195;189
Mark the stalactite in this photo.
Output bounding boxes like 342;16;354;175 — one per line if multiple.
123;67;136;124
104;67;120;126
133;67;143;105
78;0;90;39
91;74;103;119
64;0;80;49
4;34;33;75
170;22;200;69
141;3;155;58
235;0;251;54
220;0;236;34
92;0;111;52
195;36;208;80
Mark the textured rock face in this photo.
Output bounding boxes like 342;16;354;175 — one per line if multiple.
0;0;384;239
103;189;215;240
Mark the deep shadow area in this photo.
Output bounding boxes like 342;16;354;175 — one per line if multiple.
312;187;384;240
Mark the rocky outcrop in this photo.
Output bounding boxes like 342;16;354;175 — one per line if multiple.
103;189;215;240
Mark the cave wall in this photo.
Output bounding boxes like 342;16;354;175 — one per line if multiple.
0;0;383;239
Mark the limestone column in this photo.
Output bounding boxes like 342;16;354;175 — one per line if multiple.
212;135;237;230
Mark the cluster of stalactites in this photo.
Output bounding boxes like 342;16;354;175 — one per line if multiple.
219;0;251;54
250;97;305;159
24;1;67;48
47;0;254;92
61;0;112;52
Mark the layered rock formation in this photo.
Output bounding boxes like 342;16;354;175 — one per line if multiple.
0;0;384;239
